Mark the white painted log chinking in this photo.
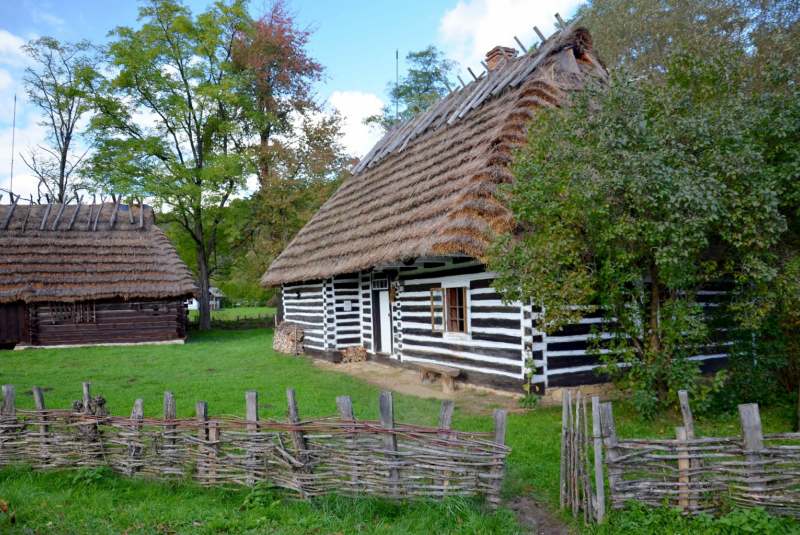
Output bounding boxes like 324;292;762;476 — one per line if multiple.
283;281;325;350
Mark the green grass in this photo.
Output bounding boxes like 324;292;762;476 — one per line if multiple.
0;329;796;534
187;307;276;321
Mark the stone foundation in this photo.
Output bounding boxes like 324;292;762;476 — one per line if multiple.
539;382;620;407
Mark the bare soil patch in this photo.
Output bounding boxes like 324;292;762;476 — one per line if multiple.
508;496;571;534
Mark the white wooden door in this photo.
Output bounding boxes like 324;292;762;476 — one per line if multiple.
378;290;392;354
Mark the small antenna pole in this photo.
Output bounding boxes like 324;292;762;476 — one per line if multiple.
395;49;399;118
9;94;16;195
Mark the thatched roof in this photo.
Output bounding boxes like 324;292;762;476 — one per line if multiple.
0;202;198;304
262;25;608;287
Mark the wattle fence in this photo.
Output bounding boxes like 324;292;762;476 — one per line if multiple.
561;390;800;525
0;383;509;506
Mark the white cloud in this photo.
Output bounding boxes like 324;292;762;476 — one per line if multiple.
328;90;385;158
438;0;583;74
0;30;28;68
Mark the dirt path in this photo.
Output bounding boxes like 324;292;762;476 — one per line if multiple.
312;359;524;416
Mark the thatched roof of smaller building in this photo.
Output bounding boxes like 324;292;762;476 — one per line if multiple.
0;202;197;304
261;24;608;287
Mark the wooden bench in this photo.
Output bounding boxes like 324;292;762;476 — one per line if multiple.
417;363;461;393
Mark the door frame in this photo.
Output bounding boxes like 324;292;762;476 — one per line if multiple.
372;289;393;355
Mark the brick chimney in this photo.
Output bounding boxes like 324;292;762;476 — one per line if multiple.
486;46;518;70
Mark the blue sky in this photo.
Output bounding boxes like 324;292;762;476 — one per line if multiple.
0;0;581;198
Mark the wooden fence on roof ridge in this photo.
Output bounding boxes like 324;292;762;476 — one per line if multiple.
0;384;509;506
561;390;800;525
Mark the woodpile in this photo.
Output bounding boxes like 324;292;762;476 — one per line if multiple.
340;346;367;363
273;322;303;355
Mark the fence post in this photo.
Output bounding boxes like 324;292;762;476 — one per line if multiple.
676;426;690;508
436;400;455;495
127;399;144;472
246;390;259;487
678;390;699;509
572;391;580;521
1;385;15;418
599;402;621;500
32;386;48;463
336;395;359;490
591;396;605;524
196;401;208;481
739;403;764;501
379;390;400;492
489;407;507;509
560;389;572;509
163;391;176;447
286;387;307;463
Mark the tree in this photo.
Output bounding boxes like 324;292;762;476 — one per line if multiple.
487;50;798;416
577;0;800;81
85;0;252;330
365;46;458;129
21;37;98;202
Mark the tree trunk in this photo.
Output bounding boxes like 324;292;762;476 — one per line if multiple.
196;247;212;331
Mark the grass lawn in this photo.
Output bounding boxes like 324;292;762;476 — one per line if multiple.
188;306;276;321
0;329;797;534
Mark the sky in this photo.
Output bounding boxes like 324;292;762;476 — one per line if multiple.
0;0;582;200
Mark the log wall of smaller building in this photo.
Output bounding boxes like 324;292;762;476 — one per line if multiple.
28;299;188;347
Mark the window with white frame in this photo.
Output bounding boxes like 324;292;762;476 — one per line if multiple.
430;287;468;333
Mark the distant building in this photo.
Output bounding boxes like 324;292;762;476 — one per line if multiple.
0;201;197;349
187;287;225;311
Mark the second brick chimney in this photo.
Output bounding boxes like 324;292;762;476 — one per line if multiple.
486;46;519;70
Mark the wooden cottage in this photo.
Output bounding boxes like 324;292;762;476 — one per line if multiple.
262;24;728;394
0;200;197;349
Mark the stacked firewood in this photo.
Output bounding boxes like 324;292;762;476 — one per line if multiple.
273;322;304;355
340;346;367;363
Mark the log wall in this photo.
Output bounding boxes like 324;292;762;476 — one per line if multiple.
282;279;325;352
28;299;188;346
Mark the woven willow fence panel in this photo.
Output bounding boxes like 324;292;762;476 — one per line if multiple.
561;389;800;524
0;385;509;507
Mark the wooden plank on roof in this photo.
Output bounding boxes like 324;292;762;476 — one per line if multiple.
51;202;67;230
93;202;104;231
39;202;52;231
2;193;19;230
68;195;84;230
21;196;32;232
109;200;120;229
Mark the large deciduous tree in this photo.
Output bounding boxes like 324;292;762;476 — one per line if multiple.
86;0;252;330
21;37;98;202
487;51;800;416
577;0;800;81
365;46;458;129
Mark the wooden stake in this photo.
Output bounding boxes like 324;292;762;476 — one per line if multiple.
599;402;621;492
379;390;399;490
1;385;15;418
286;387;307;461
436;400;455;494
83;381;91;414
676;426;690;507
68;195;83;230
489;407;507;508
21;197;32;231
678;390;699;508
560;390;571;508
555;13;568;30
51;202;66;230
514;36;528;53
337;395;359;487
592;396;605;524
2;193;19;230
739;403;764;499
39;202;52;230
163;391;176;447
533;26;546;43
467;67;479;81
33;386;48;460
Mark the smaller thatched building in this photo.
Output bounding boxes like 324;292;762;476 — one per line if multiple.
0;200;197;349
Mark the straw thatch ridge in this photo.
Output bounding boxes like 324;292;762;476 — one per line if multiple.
0;203;197;303
262;26;608;286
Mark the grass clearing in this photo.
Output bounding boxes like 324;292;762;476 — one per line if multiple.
0;329;796;533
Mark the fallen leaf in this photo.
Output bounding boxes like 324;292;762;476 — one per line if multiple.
0;499;7;513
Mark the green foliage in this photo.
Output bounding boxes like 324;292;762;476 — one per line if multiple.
488;49;800;416
518;393;541;410
578;0;800;83
589;502;800;535
242;481;280;510
70;466;112;487
365;46;458;128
